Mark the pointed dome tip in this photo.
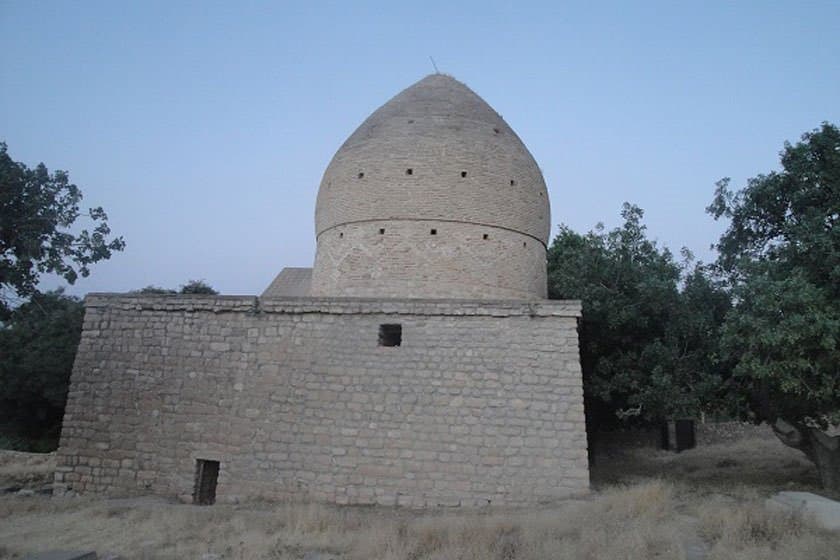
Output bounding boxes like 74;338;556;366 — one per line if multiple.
417;72;460;82
409;73;472;92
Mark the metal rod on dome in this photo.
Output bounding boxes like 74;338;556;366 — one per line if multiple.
429;56;440;74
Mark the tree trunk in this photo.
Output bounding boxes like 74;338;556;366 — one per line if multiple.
808;428;840;494
772;419;840;494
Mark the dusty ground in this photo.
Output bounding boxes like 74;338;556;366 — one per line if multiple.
0;450;54;494
591;423;824;494
1;424;838;559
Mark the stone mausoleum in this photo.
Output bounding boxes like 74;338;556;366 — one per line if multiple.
55;74;589;507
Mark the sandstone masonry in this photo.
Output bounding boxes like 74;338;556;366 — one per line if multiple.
57;74;591;506
56;294;587;506
311;74;551;300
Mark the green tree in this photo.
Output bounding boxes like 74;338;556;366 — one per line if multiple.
709;123;840;491
180;279;218;294
131;280;218;295
0;143;125;317
548;204;729;430
134;285;177;294
0;290;84;449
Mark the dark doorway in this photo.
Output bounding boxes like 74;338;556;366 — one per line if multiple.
193;459;219;505
659;420;697;453
675;419;696;452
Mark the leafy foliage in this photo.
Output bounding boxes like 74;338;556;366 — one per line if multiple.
132;280;219;295
180;279;218;294
134;285;177;294
548;204;730;425
709;123;840;489
716;271;838;425
710;123;839;426
0;290;84;446
0;143;125;317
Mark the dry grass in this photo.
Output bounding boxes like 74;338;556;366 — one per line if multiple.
698;497;840;559
0;481;685;559
1;425;838;559
0;450;55;489
591;424;821;495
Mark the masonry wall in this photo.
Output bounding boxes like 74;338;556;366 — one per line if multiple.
56;295;588;507
314;75;550;243
311;74;551;300
311;220;547;299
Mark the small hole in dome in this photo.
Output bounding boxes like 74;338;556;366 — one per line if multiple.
379;228;385;235
523;242;527;247
358;172;364;179
510;180;515;186
408;119;414;124
483;234;489;240
493;128;500;134
430;229;437;235
461;171;467;178
339;232;344;238
539;191;543;196
406;168;413;175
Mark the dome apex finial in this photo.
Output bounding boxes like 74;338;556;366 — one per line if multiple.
429;56;440;74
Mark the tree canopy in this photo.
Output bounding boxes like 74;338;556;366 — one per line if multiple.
0;290;83;449
0;142;125;317
709;123;840;490
548;204;729;427
179;279;219;294
133;280;219;295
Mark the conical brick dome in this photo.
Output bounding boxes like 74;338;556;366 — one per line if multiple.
311;74;550;299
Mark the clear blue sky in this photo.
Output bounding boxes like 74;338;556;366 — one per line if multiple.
2;1;838;296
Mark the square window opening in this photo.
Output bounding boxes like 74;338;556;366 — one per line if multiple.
378;324;402;347
193;459;219;505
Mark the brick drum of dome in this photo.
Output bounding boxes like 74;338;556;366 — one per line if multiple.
311;74;551;299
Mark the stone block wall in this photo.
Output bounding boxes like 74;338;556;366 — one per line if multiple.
311;220;547;299
314;76;550;243
311;74;552;300
56;294;588;507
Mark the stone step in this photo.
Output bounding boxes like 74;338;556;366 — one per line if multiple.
766;491;840;531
